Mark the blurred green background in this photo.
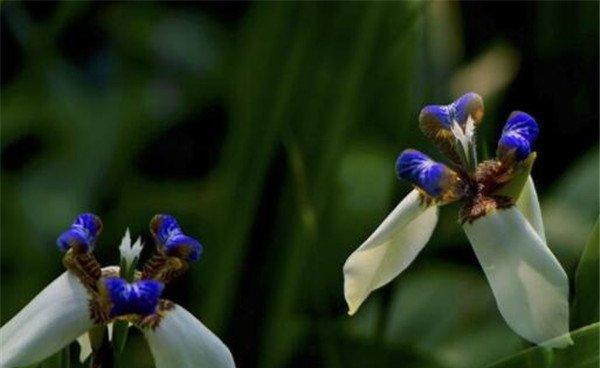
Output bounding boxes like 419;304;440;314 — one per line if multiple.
1;2;598;368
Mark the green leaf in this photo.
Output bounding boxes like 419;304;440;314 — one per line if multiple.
384;263;523;368
486;322;600;368
260;4;401;368
201;2;306;331
60;346;70;368
572;219;600;328
112;321;130;359
321;326;444;368
543;148;599;262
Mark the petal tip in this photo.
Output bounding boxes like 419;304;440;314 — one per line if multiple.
150;214;203;262
56;213;102;253
497;111;539;161
396;149;457;198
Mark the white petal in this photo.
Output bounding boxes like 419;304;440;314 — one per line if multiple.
0;272;93;367
463;207;572;347
343;189;438;315
144;305;235;368
516;176;546;242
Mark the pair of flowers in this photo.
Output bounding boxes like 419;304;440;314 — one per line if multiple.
0;92;573;368
0;214;235;368
343;92;573;348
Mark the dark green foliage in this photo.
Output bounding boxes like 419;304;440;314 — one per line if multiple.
1;1;598;368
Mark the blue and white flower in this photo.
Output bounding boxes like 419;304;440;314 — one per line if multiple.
0;214;235;368
343;92;572;348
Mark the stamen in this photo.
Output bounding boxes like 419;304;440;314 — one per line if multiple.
459;194;512;224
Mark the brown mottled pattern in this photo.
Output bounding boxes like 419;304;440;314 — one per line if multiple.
135;299;176;330
62;251;103;293
141;253;188;283
475;159;513;195
460;194;512;224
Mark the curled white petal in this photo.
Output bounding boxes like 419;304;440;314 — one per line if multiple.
119;228;143;270
343;189;438;315
144;305;235;368
516;176;546;242
76;334;92;364
76;323;114;363
463;207;572;347
0;272;93;367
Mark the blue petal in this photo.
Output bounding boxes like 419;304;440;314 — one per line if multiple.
452;92;484;125
164;234;203;262
150;214;183;245
396;149;453;197
74;213;103;237
56;213;102;252
150;214;203;262
104;277;164;317
420;105;453;129
419;92;484;132
497;111;539;160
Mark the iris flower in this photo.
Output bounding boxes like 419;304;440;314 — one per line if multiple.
343;93;572;348
0;213;235;368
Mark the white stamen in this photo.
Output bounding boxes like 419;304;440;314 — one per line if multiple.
119;229;143;270
449;115;477;168
464;115;475;142
450;121;470;158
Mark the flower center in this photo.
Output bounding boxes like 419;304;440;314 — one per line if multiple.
458;159;515;223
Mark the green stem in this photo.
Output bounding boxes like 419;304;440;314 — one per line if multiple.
88;325;113;368
112;257;135;366
112;321;130;359
60;345;70;368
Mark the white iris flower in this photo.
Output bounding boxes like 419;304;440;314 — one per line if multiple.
0;214;235;368
343;93;573;348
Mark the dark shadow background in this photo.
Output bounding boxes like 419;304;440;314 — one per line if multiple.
1;2;598;368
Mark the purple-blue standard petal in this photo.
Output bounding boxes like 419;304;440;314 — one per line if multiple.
104;277;164;317
452;92;484;125
164;234;203;262
150;214;203;262
498;111;538;160
150;214;183;245
420;105;453;129
419;92;484;134
396;149;452;197
56;213;102;252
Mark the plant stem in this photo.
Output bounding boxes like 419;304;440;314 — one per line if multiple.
89;325;113;368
